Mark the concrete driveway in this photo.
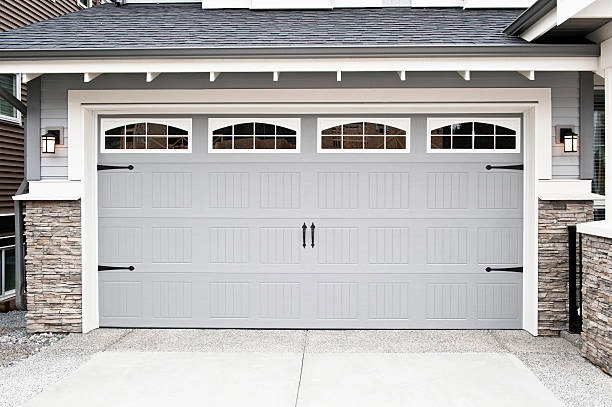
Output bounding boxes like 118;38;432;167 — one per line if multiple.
1;330;611;407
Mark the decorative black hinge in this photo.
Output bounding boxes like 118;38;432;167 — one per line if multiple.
97;165;134;171
98;265;135;271
485;164;524;171
485;267;523;273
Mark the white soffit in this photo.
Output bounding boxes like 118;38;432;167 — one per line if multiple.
556;0;612;25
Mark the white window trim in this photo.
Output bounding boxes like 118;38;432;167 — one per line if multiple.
427;117;521;154
208;118;301;153
0;74;21;125
317;118;411;153
100;117;192;153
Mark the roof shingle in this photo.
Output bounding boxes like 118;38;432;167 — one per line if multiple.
0;3;530;52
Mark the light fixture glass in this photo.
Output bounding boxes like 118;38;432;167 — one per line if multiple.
41;132;56;154
564;132;578;153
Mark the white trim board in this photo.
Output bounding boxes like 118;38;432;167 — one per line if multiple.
63;87;552;335
0;56;599;76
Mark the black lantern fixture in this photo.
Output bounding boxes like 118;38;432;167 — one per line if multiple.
41;131;57;154
558;127;579;153
564;132;578;153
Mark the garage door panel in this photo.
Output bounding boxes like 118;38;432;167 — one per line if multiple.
98;272;521;328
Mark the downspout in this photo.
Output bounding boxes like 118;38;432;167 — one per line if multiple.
14;180;27;310
0;83;28;310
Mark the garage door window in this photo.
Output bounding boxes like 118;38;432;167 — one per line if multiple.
101;118;192;153
209;118;300;153
318;118;410;153
428;118;520;153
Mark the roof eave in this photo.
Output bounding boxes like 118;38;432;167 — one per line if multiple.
0;44;600;60
504;0;557;37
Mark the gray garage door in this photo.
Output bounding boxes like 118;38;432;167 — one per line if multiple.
98;116;523;329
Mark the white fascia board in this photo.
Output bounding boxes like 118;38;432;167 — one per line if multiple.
538;179;603;201
13;181;81;201
601;37;612;69
574;1;612;19
557;0;597;25
577;220;612;239
520;9;558;42
0;56;599;75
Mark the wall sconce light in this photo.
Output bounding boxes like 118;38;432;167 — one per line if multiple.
563;132;579;153
557;126;579;153
41;131;57;154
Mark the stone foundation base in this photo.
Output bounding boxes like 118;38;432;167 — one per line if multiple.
538;200;593;336
24;200;82;333
580;234;612;375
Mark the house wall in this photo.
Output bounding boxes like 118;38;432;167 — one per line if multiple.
37;71;581;181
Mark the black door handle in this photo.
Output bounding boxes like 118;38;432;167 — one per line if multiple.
485;164;524;171
97;165;134;171
98;265;135;271
310;223;316;248
485;266;523;273
302;223;307;248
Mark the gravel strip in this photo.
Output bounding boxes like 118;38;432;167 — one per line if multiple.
0;311;66;368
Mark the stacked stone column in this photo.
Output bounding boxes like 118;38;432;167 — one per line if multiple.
24;200;82;333
538;200;593;336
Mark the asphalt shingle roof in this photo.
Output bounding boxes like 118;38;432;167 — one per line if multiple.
0;3;530;52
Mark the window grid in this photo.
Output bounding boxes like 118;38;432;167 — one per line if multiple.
210;120;299;152
102;120;191;153
318;121;409;152
428;119;519;153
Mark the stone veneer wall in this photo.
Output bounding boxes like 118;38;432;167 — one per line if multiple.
580;234;612;375
538;200;593;336
24;200;82;333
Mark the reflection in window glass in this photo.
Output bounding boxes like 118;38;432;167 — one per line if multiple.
452;136;472;149
430;136;451;150
474;122;494;135
234;122;255;135
213;136;232;149
211;121;299;151
496;136;516;149
105;137;125;150
234;136;254;149
147;123;167;135
343;123;363;135
474;136;494;150
148;137;167;149
126;136;146;149
386;136;407;149
320;121;409;151
255;136;276;149
276;136;297;149
364;136;385;149
343;136;363;149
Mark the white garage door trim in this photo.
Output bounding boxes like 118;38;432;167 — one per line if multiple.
70;87;551;334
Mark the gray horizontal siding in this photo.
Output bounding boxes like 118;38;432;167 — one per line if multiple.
38;71;581;180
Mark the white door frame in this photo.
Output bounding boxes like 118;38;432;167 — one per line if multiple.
67;88;551;334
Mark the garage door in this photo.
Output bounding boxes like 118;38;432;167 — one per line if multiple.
98;116;523;329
